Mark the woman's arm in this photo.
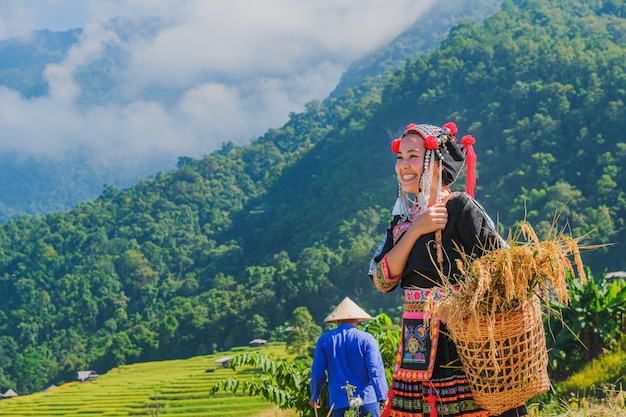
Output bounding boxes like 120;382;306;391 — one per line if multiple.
384;204;448;277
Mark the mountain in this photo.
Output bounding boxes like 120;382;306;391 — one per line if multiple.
0;5;502;223
1;0;625;396
332;0;502;96
0;16;180;223
0;16;175;102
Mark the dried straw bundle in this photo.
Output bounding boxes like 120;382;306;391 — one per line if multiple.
432;220;587;414
437;220;586;323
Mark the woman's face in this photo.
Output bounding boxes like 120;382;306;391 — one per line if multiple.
395;134;425;194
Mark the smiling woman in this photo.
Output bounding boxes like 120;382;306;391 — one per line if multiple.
369;122;529;417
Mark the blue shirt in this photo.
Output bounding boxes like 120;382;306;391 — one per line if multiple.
310;323;388;410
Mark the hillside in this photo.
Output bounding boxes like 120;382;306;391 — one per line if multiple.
0;343;288;417
0;0;625;396
331;0;502;96
0;3;502;223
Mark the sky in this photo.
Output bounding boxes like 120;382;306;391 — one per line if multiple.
0;0;436;166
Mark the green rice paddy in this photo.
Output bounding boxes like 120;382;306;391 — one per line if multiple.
0;343;290;417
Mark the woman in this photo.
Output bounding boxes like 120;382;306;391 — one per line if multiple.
369;122;527;417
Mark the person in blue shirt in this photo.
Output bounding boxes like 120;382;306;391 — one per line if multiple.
310;297;389;417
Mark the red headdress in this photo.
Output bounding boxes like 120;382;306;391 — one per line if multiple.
391;121;477;198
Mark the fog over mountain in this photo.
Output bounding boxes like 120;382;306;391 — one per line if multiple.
0;0;505;222
0;1;435;162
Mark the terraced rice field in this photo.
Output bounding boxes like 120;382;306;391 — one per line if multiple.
0;344;292;417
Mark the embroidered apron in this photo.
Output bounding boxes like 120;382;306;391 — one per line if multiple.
393;288;446;382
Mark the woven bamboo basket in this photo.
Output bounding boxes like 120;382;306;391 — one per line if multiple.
448;296;550;415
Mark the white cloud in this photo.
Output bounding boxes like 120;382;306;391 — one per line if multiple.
0;0;436;164
45;24;122;102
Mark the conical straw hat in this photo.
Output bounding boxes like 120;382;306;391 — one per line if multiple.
324;297;373;323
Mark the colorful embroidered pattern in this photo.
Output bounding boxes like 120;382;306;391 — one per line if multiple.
393;289;442;382
384;289;488;417
373;256;401;293
386;377;489;417
392;205;423;243
405;302;426;313
393;221;412;243
403;323;428;365
405;288;446;301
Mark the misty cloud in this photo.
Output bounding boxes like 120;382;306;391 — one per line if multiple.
0;0;435;163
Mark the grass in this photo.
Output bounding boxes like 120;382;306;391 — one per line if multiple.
529;391;626;417
528;345;626;417
0;343;291;417
558;348;626;395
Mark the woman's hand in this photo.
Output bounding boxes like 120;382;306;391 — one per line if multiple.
410;203;448;235
383;203;448;278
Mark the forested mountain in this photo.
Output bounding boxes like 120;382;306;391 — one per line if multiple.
0;16;174;103
0;3;500;223
331;0;502;96
0;16;178;223
1;0;625;395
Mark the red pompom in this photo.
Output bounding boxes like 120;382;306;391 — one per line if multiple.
391;138;401;154
461;135;475;146
443;122;458;136
425;135;439;150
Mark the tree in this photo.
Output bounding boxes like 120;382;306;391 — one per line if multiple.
209;351;321;417
546;270;626;380
285;307;321;359
246;314;269;340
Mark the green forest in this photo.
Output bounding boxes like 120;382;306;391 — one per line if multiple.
0;0;625;397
